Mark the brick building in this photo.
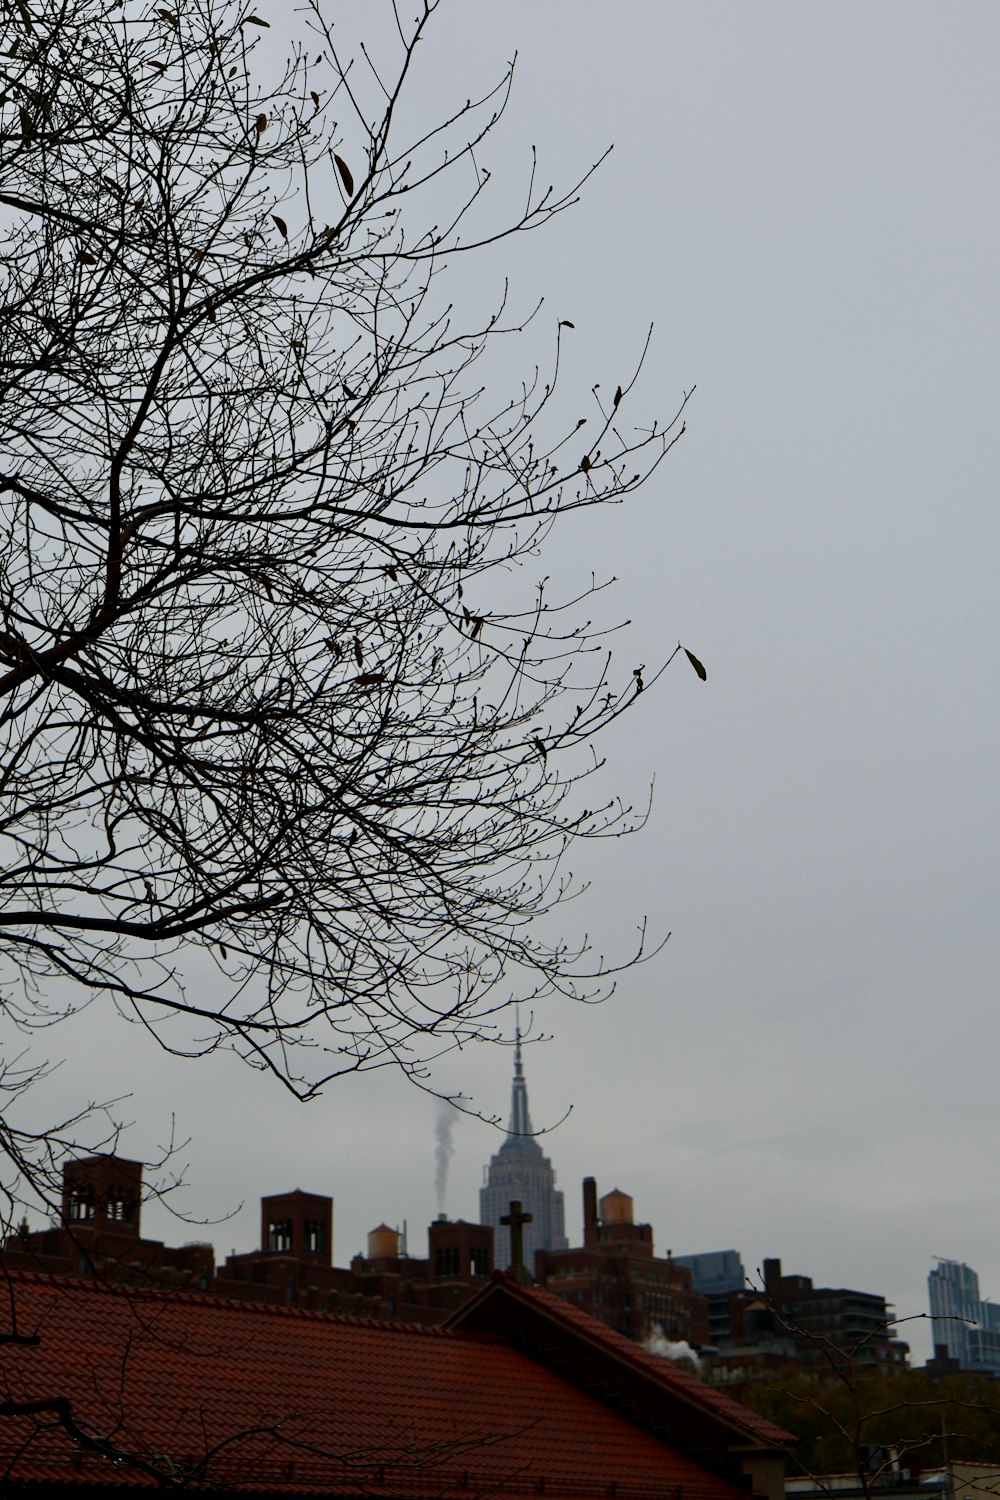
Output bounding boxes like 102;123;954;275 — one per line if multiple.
3;1153;494;1322
534;1177;708;1347
678;1255;907;1373
759;1256;907;1368
2;1153;905;1373
2;1153;216;1290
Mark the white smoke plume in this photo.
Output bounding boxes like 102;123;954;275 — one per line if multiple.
643;1324;702;1371
435;1102;457;1213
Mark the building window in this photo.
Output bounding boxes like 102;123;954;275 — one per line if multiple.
304;1219;326;1253
106;1189;134;1223
267;1218;293;1252
67;1188;95;1222
434;1246;460;1278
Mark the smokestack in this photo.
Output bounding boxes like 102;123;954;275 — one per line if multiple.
583;1177;598;1246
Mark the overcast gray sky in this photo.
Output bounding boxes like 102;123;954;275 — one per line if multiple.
27;2;1000;1363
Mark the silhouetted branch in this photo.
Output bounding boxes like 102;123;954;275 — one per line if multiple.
0;0;694;1209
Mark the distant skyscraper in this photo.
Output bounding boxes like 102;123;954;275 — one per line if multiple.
928;1258;1000;1373
673;1249;746;1296
479;1032;567;1273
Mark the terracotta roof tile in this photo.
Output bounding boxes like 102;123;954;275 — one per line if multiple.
0;1271;753;1496
456;1276;794;1448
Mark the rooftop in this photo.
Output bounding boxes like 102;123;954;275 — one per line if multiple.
0;1268;791;1494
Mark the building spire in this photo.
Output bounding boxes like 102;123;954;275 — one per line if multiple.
507;1017;534;1140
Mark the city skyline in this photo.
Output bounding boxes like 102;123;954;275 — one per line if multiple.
19;1047;988;1377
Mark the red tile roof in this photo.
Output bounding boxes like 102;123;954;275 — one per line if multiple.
448;1275;793;1449
0;1271;755;1496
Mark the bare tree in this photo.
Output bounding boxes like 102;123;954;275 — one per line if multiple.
0;0;696;1195
726;1293;1000;1500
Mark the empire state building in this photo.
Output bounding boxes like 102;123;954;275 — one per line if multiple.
479;1034;568;1274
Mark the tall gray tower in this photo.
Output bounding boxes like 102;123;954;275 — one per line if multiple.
479;1032;567;1274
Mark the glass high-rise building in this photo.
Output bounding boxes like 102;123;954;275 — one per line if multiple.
928;1258;1000;1373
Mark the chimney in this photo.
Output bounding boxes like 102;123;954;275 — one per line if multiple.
763;1257;782;1296
582;1177;598;1247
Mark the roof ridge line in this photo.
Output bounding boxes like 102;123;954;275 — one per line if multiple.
0;1267;460;1335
